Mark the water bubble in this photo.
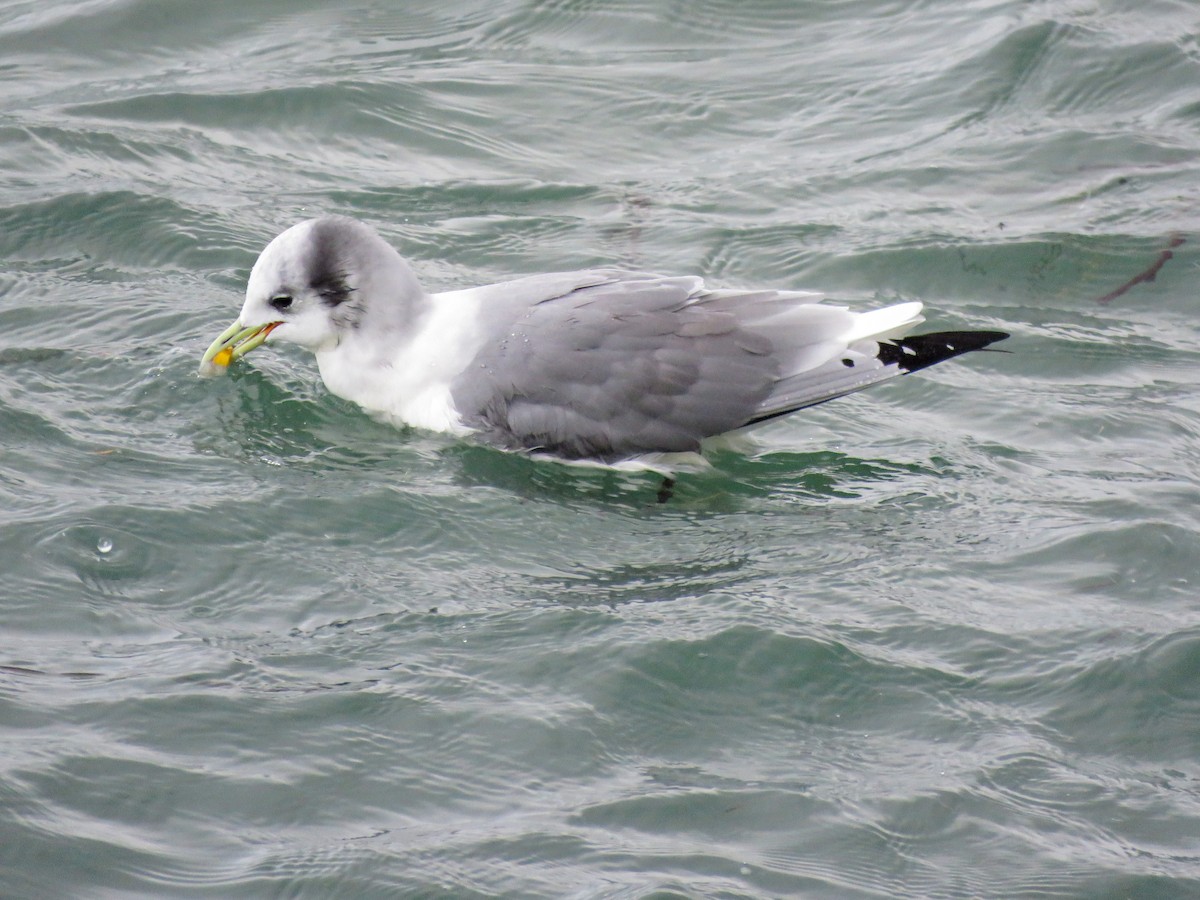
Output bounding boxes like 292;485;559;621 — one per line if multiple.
96;537;113;555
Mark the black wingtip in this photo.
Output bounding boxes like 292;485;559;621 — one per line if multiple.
878;330;1009;373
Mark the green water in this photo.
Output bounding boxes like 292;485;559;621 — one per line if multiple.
3;0;1199;896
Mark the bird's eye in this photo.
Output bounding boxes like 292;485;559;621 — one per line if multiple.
269;295;294;312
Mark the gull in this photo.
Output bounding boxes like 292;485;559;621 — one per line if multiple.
200;215;1007;480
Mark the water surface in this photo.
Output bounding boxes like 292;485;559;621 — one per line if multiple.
2;0;1200;896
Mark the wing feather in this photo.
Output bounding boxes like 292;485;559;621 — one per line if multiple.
451;276;779;460
448;272;1005;460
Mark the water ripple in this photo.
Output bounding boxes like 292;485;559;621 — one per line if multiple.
3;0;1200;895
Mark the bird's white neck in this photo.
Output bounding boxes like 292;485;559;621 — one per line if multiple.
314;289;484;436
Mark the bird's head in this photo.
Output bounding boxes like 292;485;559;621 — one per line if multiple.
200;215;425;372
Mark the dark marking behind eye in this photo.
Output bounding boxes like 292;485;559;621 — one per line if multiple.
311;273;353;306
308;220;355;307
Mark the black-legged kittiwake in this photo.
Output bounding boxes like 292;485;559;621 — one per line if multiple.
200;215;1007;468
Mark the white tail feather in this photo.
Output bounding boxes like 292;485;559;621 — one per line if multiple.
844;301;924;343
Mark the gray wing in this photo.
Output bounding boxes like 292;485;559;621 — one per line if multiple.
450;275;779;461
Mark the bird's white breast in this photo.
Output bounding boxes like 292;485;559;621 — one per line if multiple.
315;289;486;435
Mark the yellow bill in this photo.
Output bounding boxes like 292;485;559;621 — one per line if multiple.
199;320;281;373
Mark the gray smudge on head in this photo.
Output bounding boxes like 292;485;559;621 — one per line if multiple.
304;217;363;329
305;218;356;308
